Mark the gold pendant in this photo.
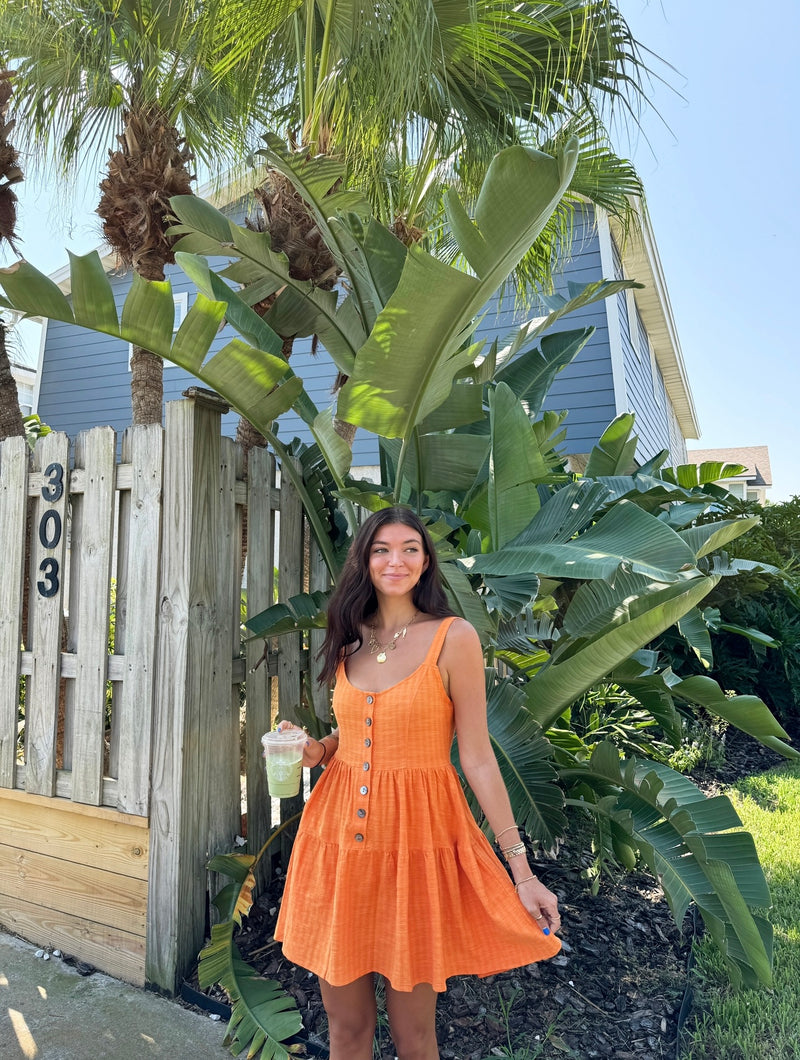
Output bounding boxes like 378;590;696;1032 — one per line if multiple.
376;651;387;664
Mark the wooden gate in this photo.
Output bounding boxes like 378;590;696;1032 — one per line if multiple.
0;391;322;992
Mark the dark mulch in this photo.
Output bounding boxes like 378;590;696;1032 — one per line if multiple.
187;727;786;1060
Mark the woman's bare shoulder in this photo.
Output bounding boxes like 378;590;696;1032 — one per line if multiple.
441;616;481;651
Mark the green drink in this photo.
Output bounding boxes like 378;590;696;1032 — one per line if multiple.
262;730;306;798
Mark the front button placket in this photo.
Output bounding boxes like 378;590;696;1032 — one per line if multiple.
356;694;375;844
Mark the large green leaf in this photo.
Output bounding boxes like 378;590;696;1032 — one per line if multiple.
668;675;799;759
245;591;329;639
564;743;772;988
527;574;719;729
494;326;594;417
679;517;760;559
482;572;541;620
525;279;643;341
487;383;545;550
404;432;491;493
336;141;580;441
662;461;748;488
336;256;481;438
471;499;698;583
453;673;566;850
561;568;673;638
676;607;714;669
439;561;496;646
169;194;364;376
199;921;303;1060
502;479;610;545
583;413;638;477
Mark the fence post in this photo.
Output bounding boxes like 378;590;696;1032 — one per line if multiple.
244;445;277;884
25;433;70;797
0;436;28;788
146;392;240;993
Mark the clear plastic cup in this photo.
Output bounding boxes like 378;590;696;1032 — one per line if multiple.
261;729;307;798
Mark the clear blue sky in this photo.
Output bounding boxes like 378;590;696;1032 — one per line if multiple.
621;0;800;500
6;0;800;499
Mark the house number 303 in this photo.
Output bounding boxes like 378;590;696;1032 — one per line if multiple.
37;462;64;598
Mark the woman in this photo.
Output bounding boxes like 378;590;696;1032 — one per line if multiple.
275;507;561;1060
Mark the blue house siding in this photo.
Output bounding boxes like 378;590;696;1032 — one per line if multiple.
608;234;685;466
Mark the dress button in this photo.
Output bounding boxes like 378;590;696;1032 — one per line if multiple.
364;737;372;747
355;833;364;842
363;762;370;771
366;695;374;704
365;717;373;726
357;808;366;818
360;785;368;795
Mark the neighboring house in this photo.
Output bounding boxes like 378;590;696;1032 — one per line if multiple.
11;356;36;416
686;445;773;505
35;193;699;470
6;310;41;417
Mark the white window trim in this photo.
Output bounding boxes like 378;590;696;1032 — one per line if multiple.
128;291;188;370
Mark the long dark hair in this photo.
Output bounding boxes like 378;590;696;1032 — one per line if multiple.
317;507;452;684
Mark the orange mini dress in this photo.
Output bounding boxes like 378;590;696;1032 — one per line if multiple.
274;617;561;991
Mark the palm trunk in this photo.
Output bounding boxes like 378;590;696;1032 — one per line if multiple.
97;105;194;425
0;323;25;441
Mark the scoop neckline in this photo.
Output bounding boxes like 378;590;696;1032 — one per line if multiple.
341;616;453;695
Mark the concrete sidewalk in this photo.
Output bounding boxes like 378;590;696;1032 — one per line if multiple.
0;930;231;1059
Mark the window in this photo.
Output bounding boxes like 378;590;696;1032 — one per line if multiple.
128;292;188;370
17;383;34;417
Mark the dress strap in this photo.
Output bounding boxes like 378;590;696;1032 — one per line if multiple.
427;616;459;666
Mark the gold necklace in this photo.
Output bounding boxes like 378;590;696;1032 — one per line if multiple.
368;611;418;663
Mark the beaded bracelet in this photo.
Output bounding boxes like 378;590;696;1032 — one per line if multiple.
502;842;527;861
495;825;520;843
514;874;538;893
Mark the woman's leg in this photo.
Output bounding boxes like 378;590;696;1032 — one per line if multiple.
384;980;440;1060
318;973;377;1060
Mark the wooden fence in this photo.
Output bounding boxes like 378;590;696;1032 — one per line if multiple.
0;391;325;992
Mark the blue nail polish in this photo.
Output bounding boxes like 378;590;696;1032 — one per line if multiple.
543;928;550;935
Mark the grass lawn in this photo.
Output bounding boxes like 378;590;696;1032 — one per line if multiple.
681;760;800;1059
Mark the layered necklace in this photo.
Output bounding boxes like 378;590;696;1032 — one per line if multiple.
368;611;418;663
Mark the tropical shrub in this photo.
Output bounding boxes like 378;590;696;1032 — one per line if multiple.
1;142;794;1056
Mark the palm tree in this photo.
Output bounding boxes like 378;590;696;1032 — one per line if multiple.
0;64;25;442
3;0;270;423
223;0;650;443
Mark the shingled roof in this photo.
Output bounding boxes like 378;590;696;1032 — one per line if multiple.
686;445;772;487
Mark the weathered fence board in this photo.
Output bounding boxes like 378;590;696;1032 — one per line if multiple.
0;788;148;879
69;427;116;804
0;435;27;788
245;445;277;877
0;787;149;984
25;432;71;797
114;423;163;816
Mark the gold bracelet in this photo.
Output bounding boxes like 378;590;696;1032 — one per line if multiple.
514;874;538;893
502;842;527;861
495;826;519;843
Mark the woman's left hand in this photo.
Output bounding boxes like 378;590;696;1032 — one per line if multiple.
516;876;561;935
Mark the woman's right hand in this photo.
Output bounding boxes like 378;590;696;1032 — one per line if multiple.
275;720;322;768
